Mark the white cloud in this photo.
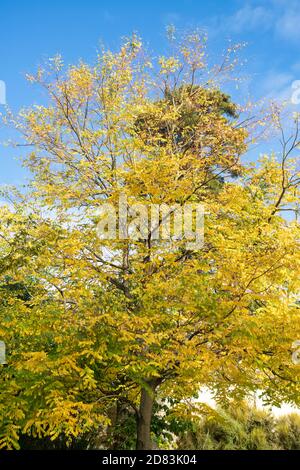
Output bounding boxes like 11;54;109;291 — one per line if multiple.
275;7;300;41
256;70;294;101
205;3;274;39
228;4;273;34
209;1;300;42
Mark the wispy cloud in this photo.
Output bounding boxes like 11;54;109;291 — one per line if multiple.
227;4;273;34
258;70;294;100
209;1;300;42
275;5;300;41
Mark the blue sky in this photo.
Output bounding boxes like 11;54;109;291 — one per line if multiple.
1;0;300;185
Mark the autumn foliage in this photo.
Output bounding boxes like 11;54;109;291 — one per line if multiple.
0;32;300;449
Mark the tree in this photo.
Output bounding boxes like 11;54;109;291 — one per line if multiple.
1;32;300;450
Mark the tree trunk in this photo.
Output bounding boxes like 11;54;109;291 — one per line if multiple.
136;382;156;450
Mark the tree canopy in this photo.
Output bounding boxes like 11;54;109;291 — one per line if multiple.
0;32;300;450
